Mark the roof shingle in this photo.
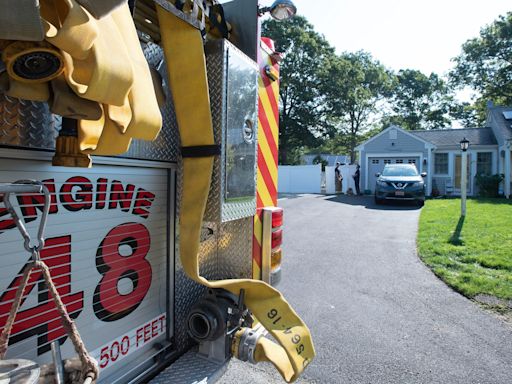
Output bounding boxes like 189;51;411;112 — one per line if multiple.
488;106;512;141
411;127;497;147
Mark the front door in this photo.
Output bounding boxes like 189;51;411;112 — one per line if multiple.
454;154;471;194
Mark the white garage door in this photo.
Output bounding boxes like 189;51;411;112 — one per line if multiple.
368;157;420;192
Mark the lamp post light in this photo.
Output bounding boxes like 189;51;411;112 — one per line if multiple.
460;137;470;216
258;0;297;20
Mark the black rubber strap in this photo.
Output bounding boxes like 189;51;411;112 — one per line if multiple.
181;145;221;158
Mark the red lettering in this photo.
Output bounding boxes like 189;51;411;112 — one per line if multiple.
16;179;58;223
0;195;15;234
136;327;143;347
144;324;151;343
121;335;129;355
60;176;93;212
132;189;155;219
108;181;135;212
100;346;109;368
152;319;158;338
93;223;152;322
110;341;120;362
0;235;84;355
96;178;108;210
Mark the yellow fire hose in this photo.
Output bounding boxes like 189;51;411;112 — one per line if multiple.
156;6;315;382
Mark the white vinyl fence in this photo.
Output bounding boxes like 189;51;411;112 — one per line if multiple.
278;164;322;193
277;164;359;194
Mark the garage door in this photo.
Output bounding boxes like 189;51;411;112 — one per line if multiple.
368;157;420;192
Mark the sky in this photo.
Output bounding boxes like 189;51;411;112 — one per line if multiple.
290;0;510;76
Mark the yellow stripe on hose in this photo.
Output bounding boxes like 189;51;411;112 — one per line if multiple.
156;6;314;382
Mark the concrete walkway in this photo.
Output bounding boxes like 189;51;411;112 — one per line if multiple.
219;195;512;384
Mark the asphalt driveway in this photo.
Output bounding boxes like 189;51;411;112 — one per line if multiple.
219;194;512;384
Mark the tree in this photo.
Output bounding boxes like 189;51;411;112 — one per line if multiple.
450;12;512;122
262;16;334;164
385;69;455;130
321;51;394;162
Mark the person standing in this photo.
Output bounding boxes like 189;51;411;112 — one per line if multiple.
353;164;361;195
335;162;343;193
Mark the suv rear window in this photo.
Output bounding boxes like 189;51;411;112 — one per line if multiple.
382;165;418;176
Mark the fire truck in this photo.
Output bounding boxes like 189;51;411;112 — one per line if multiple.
0;0;313;383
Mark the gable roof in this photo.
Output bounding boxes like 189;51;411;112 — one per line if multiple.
487;105;512;142
355;125;434;150
412;127;497;147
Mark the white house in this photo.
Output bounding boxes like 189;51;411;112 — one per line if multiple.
355;104;512;198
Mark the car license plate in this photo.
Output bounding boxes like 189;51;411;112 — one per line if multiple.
395;191;405;196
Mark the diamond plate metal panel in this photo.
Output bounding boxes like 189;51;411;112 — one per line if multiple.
173;216;220;350
121;42;180;162
218;217;253;280
0;42;179;162
204;40;227;223
204;39;258;223
173;157;253;353
0;94;59;149
149;349;228;384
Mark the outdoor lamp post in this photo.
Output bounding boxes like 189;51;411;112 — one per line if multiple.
460;137;470;216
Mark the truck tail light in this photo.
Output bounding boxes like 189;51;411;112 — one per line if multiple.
271;208;283;227
270;248;282;272
271;229;282;249
262;207;283;286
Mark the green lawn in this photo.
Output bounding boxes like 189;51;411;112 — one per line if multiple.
417;198;512;301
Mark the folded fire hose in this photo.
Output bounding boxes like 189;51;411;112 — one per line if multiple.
156;5;315;382
0;0;162;156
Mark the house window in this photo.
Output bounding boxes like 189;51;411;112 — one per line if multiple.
434;153;448;174
395;159;403;164
384;159;391;164
372;159;379;164
389;129;397;140
476;152;492;175
408;159;416;164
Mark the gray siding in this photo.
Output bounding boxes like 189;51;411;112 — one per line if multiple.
365;128;427;153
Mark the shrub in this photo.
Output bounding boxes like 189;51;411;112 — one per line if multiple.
312;155;328;171
475;173;504;197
